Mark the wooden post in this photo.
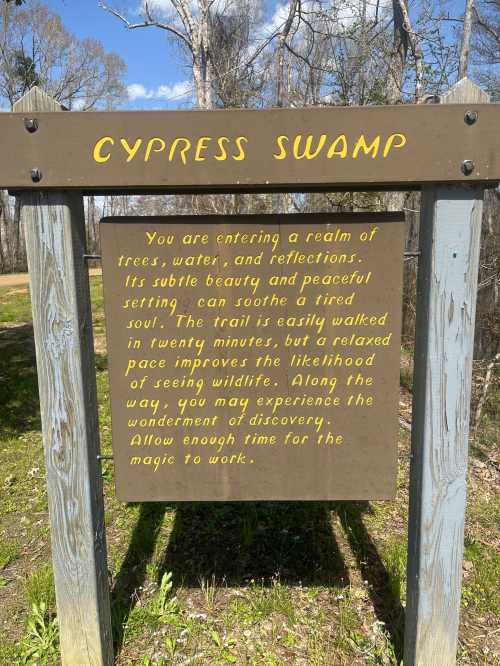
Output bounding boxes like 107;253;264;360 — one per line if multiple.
404;78;489;665
14;88;113;665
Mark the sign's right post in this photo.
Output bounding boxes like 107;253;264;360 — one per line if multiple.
404;78;490;665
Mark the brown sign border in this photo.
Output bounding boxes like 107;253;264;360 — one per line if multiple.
1;104;499;192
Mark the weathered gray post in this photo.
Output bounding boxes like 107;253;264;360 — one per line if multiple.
14;88;113;665
404;78;489;665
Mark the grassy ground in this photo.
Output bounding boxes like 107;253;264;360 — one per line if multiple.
0;279;498;665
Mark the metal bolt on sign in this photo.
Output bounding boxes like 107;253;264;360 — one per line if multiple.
30;168;42;183
24;117;39;133
461;160;475;175
464;110;478;125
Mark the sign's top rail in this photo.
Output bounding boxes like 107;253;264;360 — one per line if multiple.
1;104;498;192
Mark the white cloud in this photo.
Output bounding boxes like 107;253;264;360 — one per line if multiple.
260;2;289;37
71;98;87;111
127;80;192;102
127;83;151;100
157;81;192;99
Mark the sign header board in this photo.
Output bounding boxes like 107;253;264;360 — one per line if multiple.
1;104;499;191
101;213;405;501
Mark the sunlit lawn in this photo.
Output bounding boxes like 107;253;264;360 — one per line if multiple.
0;278;498;665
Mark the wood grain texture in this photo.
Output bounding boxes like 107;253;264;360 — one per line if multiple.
404;78;488;666
1;99;499;191
15;88;113;666
440;77;490;104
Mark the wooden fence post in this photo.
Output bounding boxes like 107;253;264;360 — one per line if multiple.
14;88;113;665
404;78;489;665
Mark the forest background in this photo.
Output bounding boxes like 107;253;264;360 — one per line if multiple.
0;0;498;363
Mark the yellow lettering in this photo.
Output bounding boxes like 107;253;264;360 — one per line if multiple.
144;137;166;162
195;136;211;161
327;135;348;159
233;136;248;161
214;136;229;161
383;133;407;157
352;134;380;159
169;137;192;165
120;138;143;162
93;136;114;163
293;134;327;159
274;135;289;160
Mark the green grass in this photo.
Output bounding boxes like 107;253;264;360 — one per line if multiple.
24;564;56;612
20;601;59;665
0;539;20;570
0;641;20;663
462;540;500;615
229;577;296;626
0;276;498;666
0;325;39;437
381;537;407;603
0;285;32;323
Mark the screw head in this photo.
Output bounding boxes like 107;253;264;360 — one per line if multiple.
461;160;475;176
424;94;440;104
30;168;42;183
464;110;478;125
24;118;39;133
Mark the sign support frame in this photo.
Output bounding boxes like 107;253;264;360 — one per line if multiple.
7;79;491;666
403;79;489;666
14;88;113;666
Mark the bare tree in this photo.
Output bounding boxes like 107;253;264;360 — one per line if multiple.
394;0;423;101
210;0;265;108
386;0;409;103
101;0;283;110
102;0;214;103
276;0;298;106
0;0;127;272
0;1;126;110
459;0;475;79
471;0;499;91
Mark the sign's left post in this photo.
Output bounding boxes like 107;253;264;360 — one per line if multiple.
13;88;114;666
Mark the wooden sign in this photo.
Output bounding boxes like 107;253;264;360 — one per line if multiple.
100;213;405;501
2;104;499;191
11;82;488;665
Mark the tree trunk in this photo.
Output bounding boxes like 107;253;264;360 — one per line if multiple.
402;192;420;341
387;0;408;105
0;189;14;272
276;0;299;106
459;0;475;80
193;8;213;111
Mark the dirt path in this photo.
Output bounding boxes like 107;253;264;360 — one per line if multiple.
0;268;102;288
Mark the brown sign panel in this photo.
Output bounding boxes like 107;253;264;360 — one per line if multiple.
2;105;499;191
101;214;405;501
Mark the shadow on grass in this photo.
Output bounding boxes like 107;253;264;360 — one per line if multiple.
159;502;350;588
0;323;40;436
111;501;351;656
0;324;108;437
110;503;168;652
111;501;405;659
334;501;405;662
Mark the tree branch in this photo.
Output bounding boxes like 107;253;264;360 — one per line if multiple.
99;2;193;51
397;0;424;101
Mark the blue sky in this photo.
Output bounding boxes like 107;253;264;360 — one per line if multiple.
42;0;469;110
44;0;198;109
